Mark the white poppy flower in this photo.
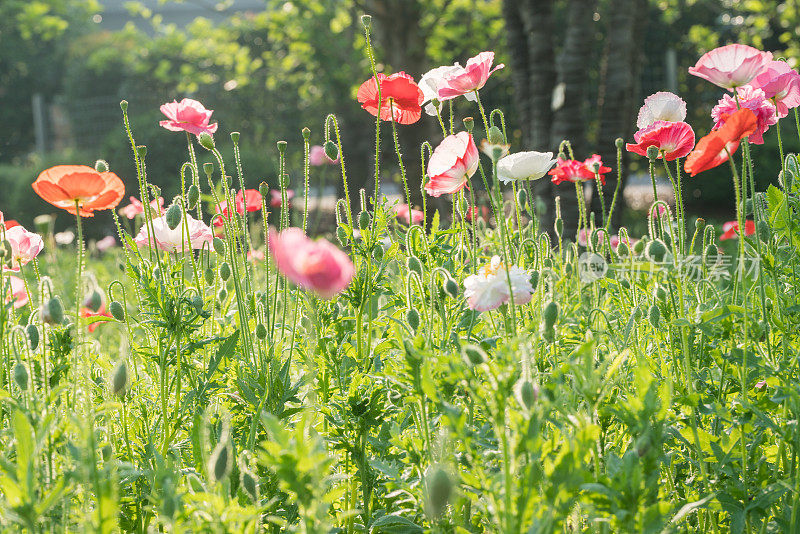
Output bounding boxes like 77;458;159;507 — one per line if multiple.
636;91;687;129
463;256;534;311
497;151;557;184
419;64;477;116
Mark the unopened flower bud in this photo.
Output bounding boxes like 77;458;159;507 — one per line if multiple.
516;188;527;208
109;360;129;397
26;324;39;351
444;277;459;299
240;467;258;502
616;241;630;257
425;466;453;517
209;439;232;483
212;237;226;255
258;182;269;200
95;159;109;173
646;239;667;262
757;220;771;242
13;362;29;391
462;344;487;366
358;210;371;231
255;323;267;339
407;256;423;276
165;203;182;231
487;125;504;145
301;127;310;140
324;140;339;161
42;297;64;325
515;379;539;410
219;262;231;281
336;226;348;246
218;288;228;303
554;218;564;237
109;301;125;321
648;304;661;328
406;308;420;331
615;138;624;149
372;244;384;262
204;267;215;286
646;145;659;161
187;185;200;209
84;290;103;313
543;301;559;330
529;270;539;290
198;132;215;150
191;294;204;314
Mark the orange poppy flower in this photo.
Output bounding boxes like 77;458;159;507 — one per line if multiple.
684;109;758;176
32;165;125;217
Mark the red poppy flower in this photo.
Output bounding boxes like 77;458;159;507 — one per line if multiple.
684;109;758;176
548;155;611;185
214;189;263;227
32;165;125;217
720;220;755;240
357;72;424;125
81;303;112;333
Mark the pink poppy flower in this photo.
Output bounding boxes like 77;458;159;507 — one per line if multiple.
720;220;755;240
3;275;28;309
96;236;117;252
270;189;295;208
751;60;800;117
419;64;477;115
626;121;695;161
688;44;773;90
425;132;479;197
438;52;505;101
465;205;490;222
4;225;44;271
309;145;338;166
159;98;218;136
637;92;687;128
214;189;263;227
247;248;265;262
393;204;424;225
548;155;611;186
711;85;777;144
134;213;213;252
118;196;165;219
357;72;424;125
269;227;354;299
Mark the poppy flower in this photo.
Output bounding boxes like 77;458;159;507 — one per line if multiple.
711;85;777;144
0;211;17;229
637;92;687;128
689;44;773;90
270;189;295;208
135;213;213;252
437;52;505;101
269;227;354;299
159;98;218;136
393;204;424;225
425;132;479;197
309;145;338;166
4;225;44;271
214;189;263;227
720;220;755;240
32;165;125;217
626;121;695;161
465;205;490;222
684;108;758;176
118;196;165;219
95;236;117;252
463;255;533;312
3;275;28;309
81;303;112;333
751;60;800;117
357;72;424;125
419;64;477;115
497;151;557;183
549;155;611;186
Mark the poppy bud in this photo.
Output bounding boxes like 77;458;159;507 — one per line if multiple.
165;203;183;231
444;277;459;299
648;304;660;328
204;267;215;286
301;127;310;140
358;210;371;231
13;362;29;391
462;117;474;132
646;145;659;161
487;125;504;145
209;440;232;483
655;285;667;301
757;220;771;242
218;288;228;303
695;218;706;231
425;466;453;517
191;294;204;314
407;256;423;276
361;14;372;27
276;140;287;153
543;301;559;330
406;308;420;331
84;290;103;313
109;360;129;398
255;323;267;339
230;131;240;143
462;344;487;366
212;237;226;255
336;226;348;246
516;188;527;208
187;185;200;209
645;239;667;262
554;218;563;237
42;297;64;325
616;241;630;257
240;467;258;502
219;262;231;281
633;239;646;255
615;138;624;149
198;132;215;150
515;379;538;410
529;270;539;290
95;160;109;173
26;324;39;351
324;140;339;161
109;301;125;321
203;162;214;177
120;100;128;111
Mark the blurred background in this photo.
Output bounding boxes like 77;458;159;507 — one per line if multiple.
1;0;799;238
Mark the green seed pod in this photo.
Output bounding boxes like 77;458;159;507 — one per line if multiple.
26;324;39;350
257;182;269;200
255;323;267;339
110;360;129;397
444;278;459;299
648;304;660;328
543;301;559;330
301;127;311;140
219;262;232;281
109;301;125;321
277;140;287;153
136;145;147;158
406;308;420;331
358;210;371;231
240;468;258;502
212;237;226;255
324;140;339;162
515;379;538;410
516;187;528;209
13;362;29;391
487;125;504;145
646;145;659;161
757;220;771;242
218;288;228;303
645;239;667;263
165;203;182;230
94;159;109;173
407;256;423;276
187;185;200;209
203;162;214;177
230;131;240;143
426;466;453;517
462;116;474;132
209;440;232;483
120;100;128;111
529;270;539;290
615;138;624;149
361;13;372;27
204;267;215;286
198;132;215;150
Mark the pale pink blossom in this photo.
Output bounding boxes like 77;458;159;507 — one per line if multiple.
463;256;533;312
711;85;777;144
689;44;773;90
425;132;479;197
3;275;28;309
636;92;687;128
419;65;477;115
437;52;504;101
247;249;265;262
4;226;44;271
270;189;295;208
134;213;213;252
118;196;165;219
309;145;338;166
159;98;218;136
269;228;354;299
751;60;800;117
393;204;424;225
96;236;117;252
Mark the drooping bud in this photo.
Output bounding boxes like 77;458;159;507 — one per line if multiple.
425;465;453;518
543;301;559;330
695;218;706;231
240;466;258;502
204;267;215;286
165;203;182;230
616;241;630;257
406;308;420;331
212;237;226;255
217;288;228;303
26;324;39;351
358;210;371;231
516;187;527;209
645;239;667;263
444;277;459;299
198;132;215;150
648;304;661;328
487;125;504;145
219;262;232;281
187;185;200;209
109;359;129;398
13;362;29;391
95;160;109;173
336;226;348;246
462;344;487;366
324;140;339;161
554;218;563;237
42;297;64;325
255;323;268;339
529;270;539;290
84;290;103;313
208;438;232;483
407;256;423;276
109;301;125;321
514;378;539;410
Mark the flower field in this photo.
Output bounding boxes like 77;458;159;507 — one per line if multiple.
2;22;800;533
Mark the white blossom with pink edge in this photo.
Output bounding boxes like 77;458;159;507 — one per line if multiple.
636;92;687;128
134;214;213;252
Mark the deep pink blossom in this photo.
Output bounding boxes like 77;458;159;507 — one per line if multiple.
309;145;338;166
4;225;44;271
548;155;611;186
711;85;777;144
627;121;695;161
3;275;28;309
720;220;755;240
393;204;424;225
118;196;165;219
437;52;504;101
269;228;354;299
159;98;218;136
751;60;800;117
689;44;773;90
425;132;479;197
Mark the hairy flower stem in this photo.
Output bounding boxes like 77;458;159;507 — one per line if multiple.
661;156;685;255
490;159;518;335
71;202;84;404
185;132;203;221
389;103;412;208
